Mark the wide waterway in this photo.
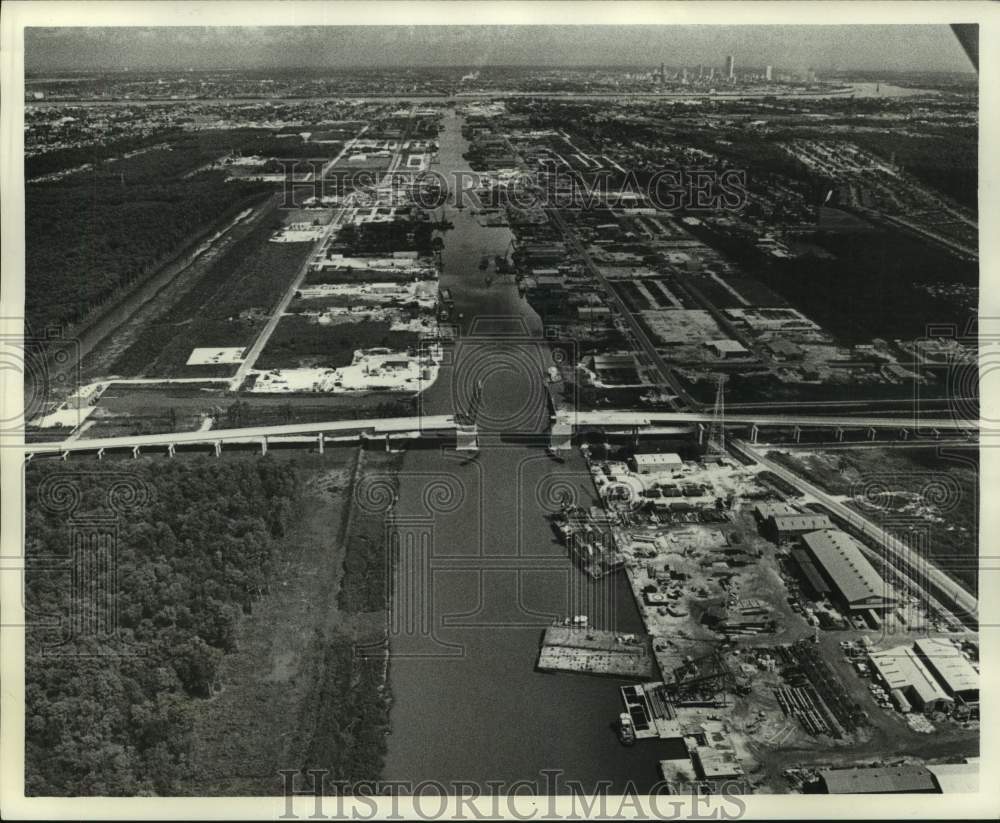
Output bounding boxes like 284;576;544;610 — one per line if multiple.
382;110;683;793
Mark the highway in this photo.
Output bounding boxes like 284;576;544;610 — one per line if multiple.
28;406;978;457
562;409;978;433
730;438;979;622
26;415;461;456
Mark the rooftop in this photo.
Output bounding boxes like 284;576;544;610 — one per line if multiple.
801;528;893;606
819;765;938;794
869;644;953;708
913;637;979;697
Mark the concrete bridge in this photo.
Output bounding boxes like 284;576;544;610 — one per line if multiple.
24;408;978;459
25;415;478;460
550;410;978;449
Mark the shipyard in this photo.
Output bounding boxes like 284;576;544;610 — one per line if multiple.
9;12;990;813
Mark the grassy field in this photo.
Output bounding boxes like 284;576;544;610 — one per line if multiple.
111;216;314;377
184;449;401;794
257;317;421;370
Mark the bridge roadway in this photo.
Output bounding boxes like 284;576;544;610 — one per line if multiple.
25;415;463;456
25;407;977;457
559;410;978;433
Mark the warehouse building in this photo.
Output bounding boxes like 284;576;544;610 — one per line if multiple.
912;637;979;708
869;644;954;713
818;765;938;794
764;512;833;543
630;452;683;474
796;529;896;612
926;760;979;794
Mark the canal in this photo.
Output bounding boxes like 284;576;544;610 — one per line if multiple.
383;109;681;792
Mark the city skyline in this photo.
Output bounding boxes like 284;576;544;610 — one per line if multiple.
25;25;974;73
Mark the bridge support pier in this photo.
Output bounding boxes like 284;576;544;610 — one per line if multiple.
132;445;140;459
750;424;759;444
60;450;69;461
167;444;175;458
317;432;324;454
867;427;877;441
97;448;105;461
932;428;940;439
456;423;479;452
214;441;222;458
261;436;268;456
25;453;33;463
899;428;910;441
698;423;706;446
835;428;844;442
385;434;391;452
793;425;801;444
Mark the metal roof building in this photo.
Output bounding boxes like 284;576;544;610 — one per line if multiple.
913;637;979;704
926;761;979;794
869;644;954;712
819;765;938;794
631;452;683;474
800;529;896;611
766;513;833;542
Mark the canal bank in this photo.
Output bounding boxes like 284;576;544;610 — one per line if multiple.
384;111;680;792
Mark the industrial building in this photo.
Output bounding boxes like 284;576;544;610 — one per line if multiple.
818;765;938;794
926;760;979;794
912;637;979;708
794;529;896;612
630;452;683;474
764;512;832;543
869;644;954;713
704;339;749;359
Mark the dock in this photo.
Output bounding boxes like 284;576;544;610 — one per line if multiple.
537;626;656;678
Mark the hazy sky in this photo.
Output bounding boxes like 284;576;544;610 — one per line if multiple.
25;25;974;73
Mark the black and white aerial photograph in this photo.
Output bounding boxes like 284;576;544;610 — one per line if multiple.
1;2;997;819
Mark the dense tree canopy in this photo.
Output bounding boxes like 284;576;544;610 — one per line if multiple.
25;458;299;796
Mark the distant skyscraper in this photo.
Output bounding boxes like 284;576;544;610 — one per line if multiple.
725;54;735;80
764;65;773;81
660;62;666;84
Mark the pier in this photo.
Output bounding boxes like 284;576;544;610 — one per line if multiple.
537;626;656;678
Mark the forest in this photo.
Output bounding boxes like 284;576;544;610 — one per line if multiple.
24;127;298;340
24;458;299;795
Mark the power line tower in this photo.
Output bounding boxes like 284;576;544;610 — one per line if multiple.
707;374;727;455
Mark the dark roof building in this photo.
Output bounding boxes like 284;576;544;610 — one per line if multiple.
764;512;832;542
819;765;938;794
800;529;896;612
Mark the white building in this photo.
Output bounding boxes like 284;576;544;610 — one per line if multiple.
630;453;683;474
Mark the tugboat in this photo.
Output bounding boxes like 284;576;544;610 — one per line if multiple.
618;712;637;746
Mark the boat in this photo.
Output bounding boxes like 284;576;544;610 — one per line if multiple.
617;712;637;746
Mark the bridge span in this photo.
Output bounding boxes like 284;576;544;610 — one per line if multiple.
24;407;979;459
25;414;476;459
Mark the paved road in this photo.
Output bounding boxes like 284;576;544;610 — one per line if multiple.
26;414;461;455
229;120;407;390
563;409;978;433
